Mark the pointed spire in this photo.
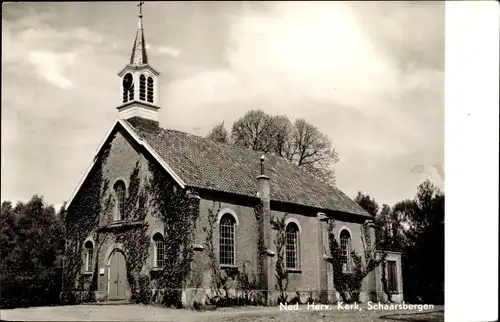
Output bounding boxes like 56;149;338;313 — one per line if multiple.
129;1;148;65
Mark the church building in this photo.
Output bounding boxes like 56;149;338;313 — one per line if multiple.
62;7;403;306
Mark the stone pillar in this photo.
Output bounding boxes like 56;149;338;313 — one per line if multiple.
317;212;329;303
364;220;378;302
256;155;273;304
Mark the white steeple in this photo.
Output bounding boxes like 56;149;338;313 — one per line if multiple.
116;1;160;123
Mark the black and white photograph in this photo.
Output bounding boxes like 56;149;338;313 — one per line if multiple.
1;1;498;322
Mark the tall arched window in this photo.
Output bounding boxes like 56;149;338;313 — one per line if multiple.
147;77;154;103
139;74;146;101
114;181;126;221
84;240;93;272
219;213;235;266
340;230;352;272
285;223;300;269
153;233;164;268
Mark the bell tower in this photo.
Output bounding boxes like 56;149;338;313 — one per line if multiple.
117;1;160;124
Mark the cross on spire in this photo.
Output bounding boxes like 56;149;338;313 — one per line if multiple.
138;1;144;17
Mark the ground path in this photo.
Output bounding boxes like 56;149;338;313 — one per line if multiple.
1;303;444;322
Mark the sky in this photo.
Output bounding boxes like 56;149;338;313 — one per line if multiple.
1;1;444;210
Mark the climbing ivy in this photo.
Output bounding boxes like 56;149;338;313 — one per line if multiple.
326;219;386;303
253;200;267;298
61;136;113;305
62;132;200;307
147;161;200;307
270;213;289;304
199;201;265;308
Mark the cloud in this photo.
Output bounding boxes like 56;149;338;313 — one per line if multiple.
1;2;443;208
224;2;399;107
27;51;77;89
147;44;180;58
161;1;444;205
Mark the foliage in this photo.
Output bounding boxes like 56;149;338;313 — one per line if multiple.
210;109;339;185
62;133;200;308
202;202;263;308
354;192;379;217
326;219;385;303
270;213;289;304
61;139;112;305
203;202;228;300
253;200;267;294
147;161;201;307
357;180;445;304
401;181;444;304
231;110;278;153
0;196;65;308
206;122;229;144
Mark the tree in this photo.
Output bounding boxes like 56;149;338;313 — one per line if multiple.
0;196;65;308
271;115;294;161
206;122;229;144
354;192;380;217
221;109;339;185
378;180;444;304
290;119;338;185
231;110;277;152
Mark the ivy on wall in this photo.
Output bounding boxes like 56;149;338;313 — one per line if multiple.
270;213;289;304
62;133;200;307
147;161;200;307
326;219;386;303
201;201;263;308
253;200;267;298
61;137;113;304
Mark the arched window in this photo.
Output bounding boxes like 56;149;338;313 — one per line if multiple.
153;233;164;268
147;77;154;103
84;240;93;272
285;223;300;269
139;74;146;101
114;181;126;221
219;213;235;266
340;230;352;272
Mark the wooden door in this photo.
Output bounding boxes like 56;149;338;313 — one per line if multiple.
109;251;127;300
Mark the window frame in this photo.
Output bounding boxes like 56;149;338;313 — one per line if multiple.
84;240;94;273
114;180;127;221
219;213;236;267
285;222;300;271
152;233;165;269
339;229;352;273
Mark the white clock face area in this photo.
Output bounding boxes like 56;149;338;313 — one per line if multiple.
123;73;134;90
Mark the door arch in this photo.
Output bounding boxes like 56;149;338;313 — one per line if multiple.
108;250;128;300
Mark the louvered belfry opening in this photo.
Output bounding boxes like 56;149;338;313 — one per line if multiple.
147;77;154;103
122;86;128;103
139;74;146;101
128;84;134;101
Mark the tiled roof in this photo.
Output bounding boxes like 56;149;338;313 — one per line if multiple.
130;123;371;217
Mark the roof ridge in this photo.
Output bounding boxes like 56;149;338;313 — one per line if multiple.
151;125;343;187
131;122;369;217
